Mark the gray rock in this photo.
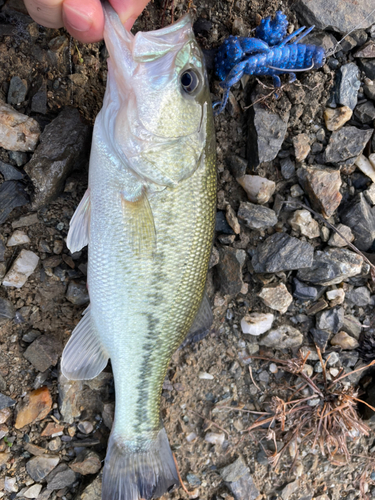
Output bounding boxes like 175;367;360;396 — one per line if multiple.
24;107;90;209
259;325;303;349
22;329;41;343
79;474;102;500
324;126;373;168
0;297;15;324
0;99;40;152
12;213;39;229
359;59;375;80
66;281;90;306
216;211;234;234
23;335;63;372
280;157;296;180
0;181;29;224
9;151;27;166
31;85;47;114
354;40;375;58
46;463;76;490
340;194;375;251
0;24;14;36
297;165;342;218
7;76;27;105
186;473;201;487
281;479;300;500
0;238;5;261
226;155;247;178
339;35;358;53
293;278;321;302
346;286;371;306
316;307;344;334
0;393;15;410
340;351;359;368
26;455;59;481
293;0;375;34
364;83;375;102
354;101;375;124
252;232;314;273
0;160;24;180
237;202;277;230
297;248;363;286
303;30;337;54
59;372;113;424
216;247;246;296
341;315;362;339
310;328;330;352
336;63;361;110
248;95;289;169
69;450;102;475
219;457;260;500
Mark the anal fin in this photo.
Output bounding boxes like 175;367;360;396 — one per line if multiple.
67;189;91;253
61;305;109;380
181;292;213;347
121;187;156;258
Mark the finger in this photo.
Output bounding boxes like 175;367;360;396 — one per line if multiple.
109;0;150;30
24;0;63;28
62;0;104;44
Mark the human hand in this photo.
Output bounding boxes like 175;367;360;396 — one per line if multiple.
24;0;150;43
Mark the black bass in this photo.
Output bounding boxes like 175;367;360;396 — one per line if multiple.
61;4;216;500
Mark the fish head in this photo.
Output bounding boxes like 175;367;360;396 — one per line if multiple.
102;5;213;188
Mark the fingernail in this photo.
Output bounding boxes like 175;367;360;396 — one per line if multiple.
63;3;93;32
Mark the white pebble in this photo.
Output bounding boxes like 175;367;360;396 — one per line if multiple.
204;432;225;445
186;432;197;443
2;249;39;288
355;154;375;183
269;363;278;374
24;484;43;499
199;372;214;380
4;477;18;493
240;312;274;336
7;229;30;246
302;364;313;377
326;288;345;304
237;175;275;204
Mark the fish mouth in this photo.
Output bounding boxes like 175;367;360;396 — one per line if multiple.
103;4;194;77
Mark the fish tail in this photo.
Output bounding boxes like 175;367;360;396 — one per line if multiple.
102;427;180;500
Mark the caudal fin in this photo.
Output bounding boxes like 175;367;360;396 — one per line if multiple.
102;427;180;500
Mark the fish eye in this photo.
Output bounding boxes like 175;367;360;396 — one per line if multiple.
181;69;200;94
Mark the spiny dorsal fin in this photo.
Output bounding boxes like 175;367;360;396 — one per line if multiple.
67;189;91;253
121;187;156;258
61;305;109;380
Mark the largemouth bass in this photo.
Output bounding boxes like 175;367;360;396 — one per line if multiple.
61;4;216;500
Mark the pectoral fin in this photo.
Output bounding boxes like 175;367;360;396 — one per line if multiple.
181;292;213;347
121;188;156;258
67;189;91;253
61;305;109;380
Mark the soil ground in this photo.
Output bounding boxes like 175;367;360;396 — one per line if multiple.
0;1;375;500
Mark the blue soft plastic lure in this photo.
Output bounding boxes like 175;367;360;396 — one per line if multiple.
214;11;326;114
